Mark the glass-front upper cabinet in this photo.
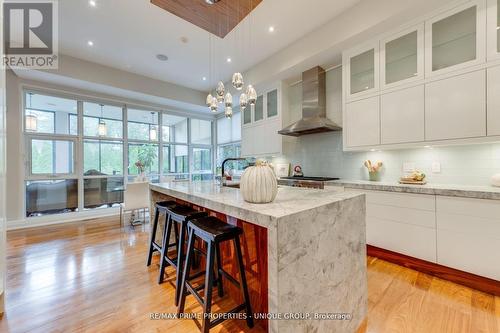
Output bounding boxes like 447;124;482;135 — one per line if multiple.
487;0;500;60
344;42;379;99
380;24;424;88
426;0;486;76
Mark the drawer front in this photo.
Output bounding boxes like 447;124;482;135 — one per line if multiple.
437;229;500;281
364;189;435;211
436;196;500;280
367;203;435;229
437;196;500;220
367;216;437;262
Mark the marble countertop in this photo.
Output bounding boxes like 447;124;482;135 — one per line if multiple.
150;181;363;228
328;179;500;200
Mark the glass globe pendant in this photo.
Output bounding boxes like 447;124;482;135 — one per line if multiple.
224;92;232;107
246;85;257;105
206;93;213;107
232;72;244;90
239;93;248;110
224;106;233;118
210;96;218;113
216;81;225;103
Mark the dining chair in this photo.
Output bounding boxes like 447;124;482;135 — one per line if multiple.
120;181;150;227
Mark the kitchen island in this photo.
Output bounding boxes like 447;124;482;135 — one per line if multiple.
150;181;367;333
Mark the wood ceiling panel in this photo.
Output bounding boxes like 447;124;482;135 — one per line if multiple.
151;0;262;38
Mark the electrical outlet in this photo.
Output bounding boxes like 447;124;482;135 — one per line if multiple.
403;162;415;173
432;161;441;173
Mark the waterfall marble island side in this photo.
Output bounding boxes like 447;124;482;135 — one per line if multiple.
149;181;367;333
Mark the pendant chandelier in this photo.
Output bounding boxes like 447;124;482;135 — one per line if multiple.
149;112;158;141
25;93;38;132
205;0;257;119
98;104;107;137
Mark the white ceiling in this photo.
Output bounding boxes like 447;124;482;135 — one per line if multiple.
59;0;362;92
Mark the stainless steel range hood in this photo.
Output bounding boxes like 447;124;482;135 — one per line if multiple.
278;66;342;137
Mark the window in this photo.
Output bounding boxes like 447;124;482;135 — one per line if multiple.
127;108;160;182
191;119;212;145
30;139;74;175
26;179;78;217
25;92;78;135
128;144;159;177
128;108;159;141
217;112;241;145
83;102;123;138
84;140;123;176
23;90;217;218
162;114;188;143
216;112;242;178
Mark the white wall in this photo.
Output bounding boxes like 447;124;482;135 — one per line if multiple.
0;10;6;313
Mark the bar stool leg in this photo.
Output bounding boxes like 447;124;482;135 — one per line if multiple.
158;214;173;284
234;236;254;328
202;241;215;333
215;242;224;298
146;207;160;266
174;221;186;306
178;227;195;315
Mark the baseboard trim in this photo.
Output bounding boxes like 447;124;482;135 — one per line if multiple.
7;208;121;231
367;245;500;297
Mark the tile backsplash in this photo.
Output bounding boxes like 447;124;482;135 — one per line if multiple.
272;132;500;186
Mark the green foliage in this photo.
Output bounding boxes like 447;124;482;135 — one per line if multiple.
137;144;157;169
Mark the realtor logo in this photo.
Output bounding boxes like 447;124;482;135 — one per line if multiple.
3;0;58;69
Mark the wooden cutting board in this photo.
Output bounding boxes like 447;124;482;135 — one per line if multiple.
399;180;427;185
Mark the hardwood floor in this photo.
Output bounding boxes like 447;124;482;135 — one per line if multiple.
1;216;499;333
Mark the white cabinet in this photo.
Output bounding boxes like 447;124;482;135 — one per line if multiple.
344;43;379;100
344;96;380;147
381;85;424;144
425;69;486;141
436;196;500;280
487;65;500;135
425;0;486;77
380;24;424;89
487;0;500;60
363;190;437;262
241;83;287;157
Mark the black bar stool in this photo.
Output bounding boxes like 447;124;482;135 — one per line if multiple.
159;205;208;305
146;200;178;267
178;216;254;333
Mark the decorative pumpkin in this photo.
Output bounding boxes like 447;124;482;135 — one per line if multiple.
492;173;500;187
240;160;278;203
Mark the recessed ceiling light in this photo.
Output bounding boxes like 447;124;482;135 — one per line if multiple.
87;40;94;46
89;0;96;7
370;149;376;152
202;77;207;81
226;57;232;63
156;54;168;61
268;26;275;33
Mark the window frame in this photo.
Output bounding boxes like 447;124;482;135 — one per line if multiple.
22;88;217;218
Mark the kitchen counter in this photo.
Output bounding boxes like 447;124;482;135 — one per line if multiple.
328;179;500;200
150;181;367;333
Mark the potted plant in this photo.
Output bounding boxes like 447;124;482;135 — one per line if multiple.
133;144;157;182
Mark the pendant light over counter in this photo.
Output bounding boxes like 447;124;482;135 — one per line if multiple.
98;104;107;137
25;93;38;132
204;0;257;119
149;112;158;141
